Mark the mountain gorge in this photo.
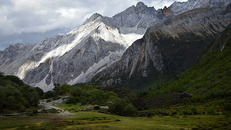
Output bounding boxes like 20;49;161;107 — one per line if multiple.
0;0;230;91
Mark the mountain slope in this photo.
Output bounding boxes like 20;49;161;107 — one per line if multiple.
93;4;231;90
145;23;231;102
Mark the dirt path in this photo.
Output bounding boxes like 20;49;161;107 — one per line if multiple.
39;99;75;117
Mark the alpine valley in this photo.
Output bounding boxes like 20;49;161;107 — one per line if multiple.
1;0;231;129
0;0;230;92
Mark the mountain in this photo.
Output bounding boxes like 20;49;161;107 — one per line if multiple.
1;0;230;91
0;28;70;51
93;3;231;90
111;2;164;34
0;2;164;91
144;23;231;108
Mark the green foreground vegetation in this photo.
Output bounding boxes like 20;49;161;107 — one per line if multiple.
46;83;138;116
0;72;43;114
1;111;231;129
1;77;230;129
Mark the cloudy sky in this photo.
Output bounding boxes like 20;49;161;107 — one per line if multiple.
0;0;187;50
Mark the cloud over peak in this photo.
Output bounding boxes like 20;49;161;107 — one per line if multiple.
0;0;188;35
0;0;187;50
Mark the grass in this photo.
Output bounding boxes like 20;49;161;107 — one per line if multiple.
0;114;48;129
1;102;231;129
0;111;231;129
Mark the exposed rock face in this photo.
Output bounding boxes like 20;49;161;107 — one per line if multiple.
169;0;230;15
0;2;164;91
93;5;231;89
162;6;171;17
0;43;36;75
111;2;164;34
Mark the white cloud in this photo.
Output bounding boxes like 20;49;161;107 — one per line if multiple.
143;0;188;9
0;0;189;36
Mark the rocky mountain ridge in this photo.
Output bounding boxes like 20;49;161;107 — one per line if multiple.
169;0;230;15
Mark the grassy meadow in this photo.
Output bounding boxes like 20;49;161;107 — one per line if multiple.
0;109;231;129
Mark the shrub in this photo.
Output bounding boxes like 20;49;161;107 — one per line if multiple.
44;91;56;99
123;103;138;116
206;108;216;115
47;99;52;102
191;106;198;115
223;103;231;113
94;105;100;110
18;105;26;112
70;87;83;97
108;98;137;116
181;109;190;115
81;101;86;105
33;109;38;115
58;84;71;95
170;111;177;116
34;87;44;98
66;97;79;104
6;75;24;86
143;105;149;110
47;108;59;113
108;99;126;115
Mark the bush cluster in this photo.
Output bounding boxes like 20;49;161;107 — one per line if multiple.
46;83;137;116
108;98;137;116
0;73;44;113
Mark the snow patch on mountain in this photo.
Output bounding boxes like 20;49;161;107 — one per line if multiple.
121;33;143;47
